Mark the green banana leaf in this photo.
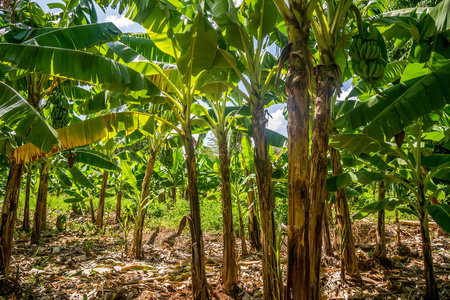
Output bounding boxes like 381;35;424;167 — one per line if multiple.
0;81;59;153
73;149;119;171
336;62;450;141
0;43;160;95
68;166;95;189
55;168;73;187
361;198;404;213
22;23;121;50
428;203;450;233
326;171;388;192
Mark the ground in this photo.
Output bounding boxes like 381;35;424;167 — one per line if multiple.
2;213;450;299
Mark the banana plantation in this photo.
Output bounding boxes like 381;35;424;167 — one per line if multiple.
1;0;450;299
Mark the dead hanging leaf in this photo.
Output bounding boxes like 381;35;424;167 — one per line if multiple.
177;214;193;236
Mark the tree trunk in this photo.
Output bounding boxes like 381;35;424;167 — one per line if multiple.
285;10;312;300
31;160;51;244
251;101;279;300
96;170;109;230
218;137;238;295
42;189;47;231
184;131;210;300
90;197;96;224
308;64;337;299
374;181;386;259
22;166;32;232
395;210;401;246
172;187;176;204
116;192;122;223
419;205;439;300
242;135;262;250
0;161;24;280
158;191;165;203
130;152;157;259
329;147;360;277
322;200;333;257
237;194;248;257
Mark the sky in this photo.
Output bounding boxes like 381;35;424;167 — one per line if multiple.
33;1;353;138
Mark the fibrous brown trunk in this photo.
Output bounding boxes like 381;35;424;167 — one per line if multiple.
284;7;311;299
96;170;109;230
183;131;210;299
130;152;157;259
31;160;51;244
330;147;360;277
42;189;47;231
374;181;386;259
308;64;336;299
419;205;439;300
0;161;24;281
218;137;238;295
116;192;122;223
251;101;279;300
22;166;32;232
322;200;333;257
90;197;96;224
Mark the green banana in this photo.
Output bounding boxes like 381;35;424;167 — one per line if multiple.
369;61;376;77
362;61;369;78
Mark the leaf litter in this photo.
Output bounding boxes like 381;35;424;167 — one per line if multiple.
3;213;450;299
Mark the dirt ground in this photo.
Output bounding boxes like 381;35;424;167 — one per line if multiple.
2;213;450;299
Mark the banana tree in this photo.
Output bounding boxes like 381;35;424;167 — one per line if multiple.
0;5;142;243
0;111;156;279
130;108;174;259
328;114;450;299
204;0;284;296
98;2;227;295
190;93;242;294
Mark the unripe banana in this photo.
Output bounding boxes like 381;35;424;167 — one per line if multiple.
369;61;376;77
359;42;367;59
362;61;369;78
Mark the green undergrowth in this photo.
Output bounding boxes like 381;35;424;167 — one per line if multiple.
15;189;416;236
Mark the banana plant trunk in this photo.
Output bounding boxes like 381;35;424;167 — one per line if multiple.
130;152;157;259
285;16;312;300
0;161;24;281
374;181;386;259
242;134;261;250
237;193;249;256
31;159;51;244
329;147;360;277
308;64;336;299
322;200;333;257
90;197;96;224
418;201;439;300
218;137;238;295
245;167;261;249
184;131;210;300
116;192;122;223
172;187;177;204
96;170;109;230
251;101;279;300
22;167;32;232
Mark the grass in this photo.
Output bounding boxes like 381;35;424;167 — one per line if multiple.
15;186;418;236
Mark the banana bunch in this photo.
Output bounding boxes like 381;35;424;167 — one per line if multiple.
160;148;174;169
349;24;386;83
49;92;70;129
